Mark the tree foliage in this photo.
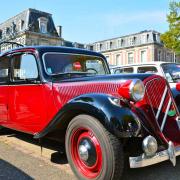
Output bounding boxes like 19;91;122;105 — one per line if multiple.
161;1;180;55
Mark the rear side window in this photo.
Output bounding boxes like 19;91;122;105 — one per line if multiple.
115;67;133;74
137;66;157;74
0;56;9;83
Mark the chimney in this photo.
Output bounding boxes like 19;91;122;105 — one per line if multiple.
56;25;62;38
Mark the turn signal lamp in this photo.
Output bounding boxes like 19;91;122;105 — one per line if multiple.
118;79;145;102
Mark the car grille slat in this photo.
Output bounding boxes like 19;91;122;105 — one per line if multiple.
144;78;177;132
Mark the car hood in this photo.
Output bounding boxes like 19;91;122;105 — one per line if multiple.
52;74;152;106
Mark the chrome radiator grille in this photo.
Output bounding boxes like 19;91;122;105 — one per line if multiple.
144;78;177;132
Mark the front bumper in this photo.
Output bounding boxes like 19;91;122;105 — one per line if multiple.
130;141;180;168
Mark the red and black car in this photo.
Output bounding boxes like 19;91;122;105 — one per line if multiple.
0;43;179;180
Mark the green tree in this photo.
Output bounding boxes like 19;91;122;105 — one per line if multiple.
161;1;180;55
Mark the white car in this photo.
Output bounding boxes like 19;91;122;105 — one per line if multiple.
110;61;180;89
110;62;180;110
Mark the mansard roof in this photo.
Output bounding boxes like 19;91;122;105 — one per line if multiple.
0;8;59;38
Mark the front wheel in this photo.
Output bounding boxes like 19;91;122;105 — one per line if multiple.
65;114;124;180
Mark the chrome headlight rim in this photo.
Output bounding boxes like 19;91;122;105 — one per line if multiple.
129;79;145;102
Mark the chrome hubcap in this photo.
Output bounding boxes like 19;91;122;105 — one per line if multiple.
78;144;89;161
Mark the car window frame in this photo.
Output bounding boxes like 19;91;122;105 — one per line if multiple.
42;52;110;76
137;65;158;74
117;67;134;74
10;52;41;84
0;55;11;85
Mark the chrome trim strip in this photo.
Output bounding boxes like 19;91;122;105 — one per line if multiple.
176;116;180;130
156;86;168;119
161;99;172;131
0;84;41;87
129;145;180;168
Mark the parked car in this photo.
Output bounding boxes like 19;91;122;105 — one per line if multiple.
0;44;180;180
111;62;180;111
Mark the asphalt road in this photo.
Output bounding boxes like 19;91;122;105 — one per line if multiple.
0;129;180;180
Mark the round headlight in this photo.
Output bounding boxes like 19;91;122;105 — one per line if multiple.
142;136;158;157
130;79;145;102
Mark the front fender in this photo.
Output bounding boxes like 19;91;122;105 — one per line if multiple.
34;93;141;139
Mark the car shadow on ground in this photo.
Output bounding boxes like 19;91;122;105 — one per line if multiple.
0;128;180;180
0;159;33;180
0;128;68;164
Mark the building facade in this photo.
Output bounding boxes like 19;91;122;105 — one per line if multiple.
0;8;63;52
92;30;175;65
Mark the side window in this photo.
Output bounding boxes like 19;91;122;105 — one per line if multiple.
137;66;158;74
114;69;123;74
0;56;9;83
120;67;133;74
114;68;133;74
12;54;38;81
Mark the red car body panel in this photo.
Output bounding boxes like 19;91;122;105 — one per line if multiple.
0;86;8;123
2;83;58;134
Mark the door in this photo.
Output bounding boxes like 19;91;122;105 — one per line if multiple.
8;53;47;134
0;56;10;124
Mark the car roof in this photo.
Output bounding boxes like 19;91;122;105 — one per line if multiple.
110;61;177;69
0;46;105;59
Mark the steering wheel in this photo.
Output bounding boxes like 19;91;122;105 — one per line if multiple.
86;68;98;74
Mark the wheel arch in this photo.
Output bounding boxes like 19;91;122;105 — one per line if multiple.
34;93;141;140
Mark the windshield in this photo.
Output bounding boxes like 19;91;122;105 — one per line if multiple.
161;63;180;83
43;53;107;76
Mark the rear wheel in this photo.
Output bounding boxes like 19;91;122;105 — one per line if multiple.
65;114;124;180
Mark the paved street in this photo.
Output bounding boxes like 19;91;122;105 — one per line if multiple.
0;128;180;180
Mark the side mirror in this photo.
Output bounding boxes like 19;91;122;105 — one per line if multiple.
176;82;180;91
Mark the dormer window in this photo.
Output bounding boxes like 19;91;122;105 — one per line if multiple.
121;39;124;46
38;17;48;33
0;30;2;39
19;20;24;31
110;41;113;49
6;27;10;35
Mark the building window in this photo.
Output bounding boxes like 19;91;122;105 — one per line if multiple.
158;51;161;61
19;20;24;31
116;54;122;65
40;23;47;33
38;17;48;34
117;39;121;47
106;41;110;50
128;52;134;64
100;44;103;51
141;50;147;63
130;37;136;46
6;27;10;35
0;30;2;39
121;39;124;46
110;41;113;49
96;43;100;51
147;34;149;42
153;33;157;42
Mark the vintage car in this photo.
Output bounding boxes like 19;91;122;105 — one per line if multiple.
110;62;180;111
0;43;180;180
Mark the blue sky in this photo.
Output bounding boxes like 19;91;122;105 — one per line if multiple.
0;0;171;43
